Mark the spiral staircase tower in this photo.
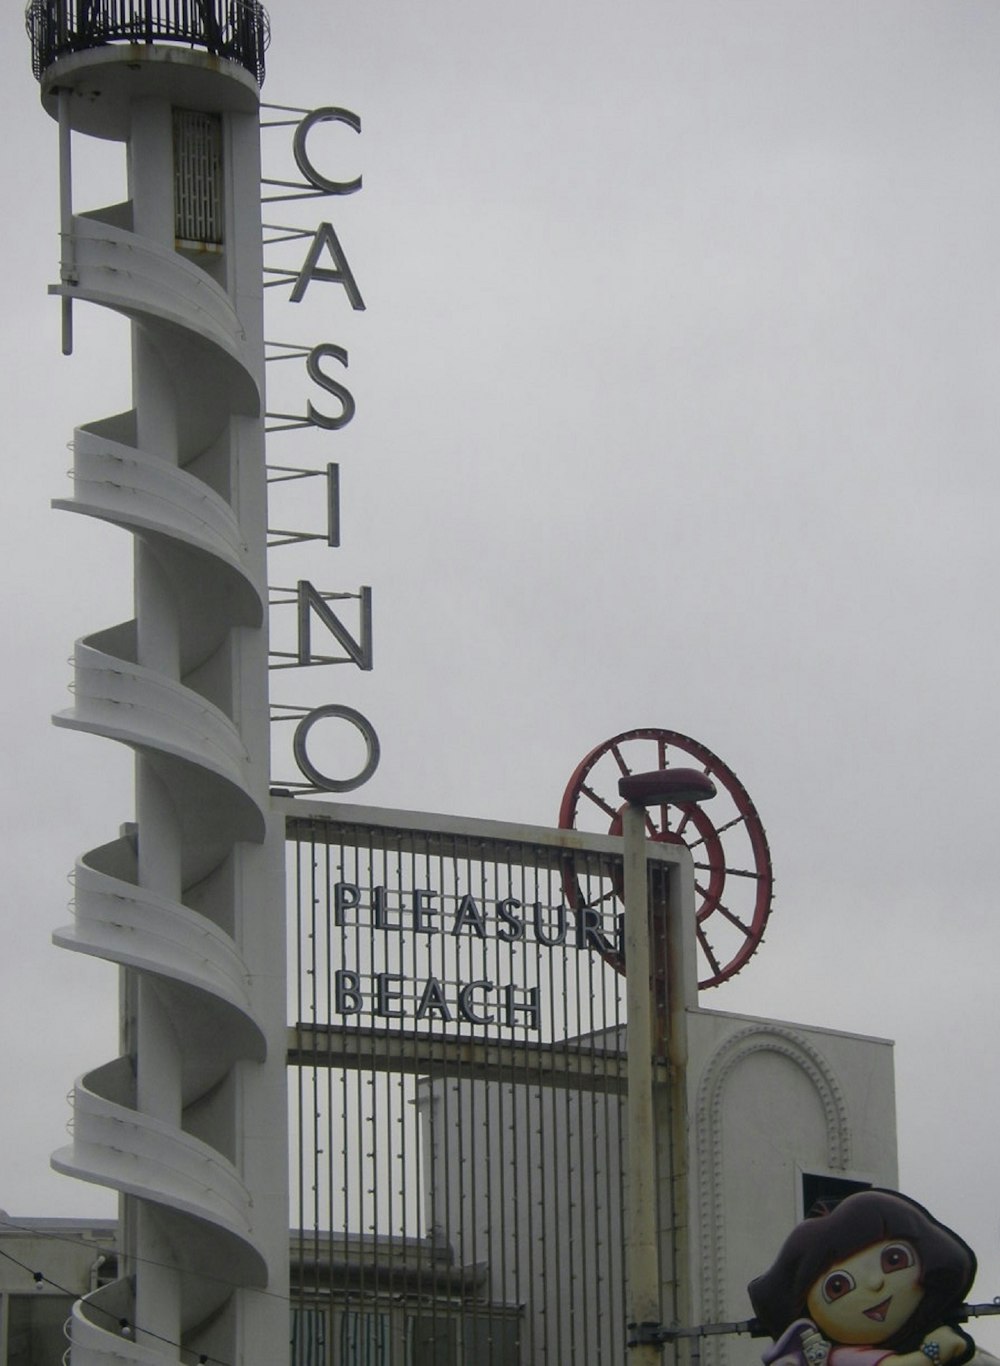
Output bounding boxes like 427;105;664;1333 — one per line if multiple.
28;6;288;1365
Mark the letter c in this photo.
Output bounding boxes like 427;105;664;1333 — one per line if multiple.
458;980;495;1026
293;107;362;195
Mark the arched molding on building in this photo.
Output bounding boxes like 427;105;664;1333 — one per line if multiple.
694;1025;851;1365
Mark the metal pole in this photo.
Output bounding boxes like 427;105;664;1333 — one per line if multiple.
666;854;694;1364
624;801;662;1365
58;88;74;355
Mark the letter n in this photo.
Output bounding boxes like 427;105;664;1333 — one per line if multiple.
297;580;373;670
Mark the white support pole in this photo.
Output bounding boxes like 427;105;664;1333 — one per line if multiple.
624;802;699;1366
624;801;663;1366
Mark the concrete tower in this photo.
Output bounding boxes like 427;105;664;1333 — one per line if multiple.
26;5;288;1364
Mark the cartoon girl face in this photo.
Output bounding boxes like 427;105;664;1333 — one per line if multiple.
805;1240;924;1345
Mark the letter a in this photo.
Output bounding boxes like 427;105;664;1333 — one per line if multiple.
289;222;366;310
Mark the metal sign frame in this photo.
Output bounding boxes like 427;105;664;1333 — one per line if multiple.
278;795;690;1366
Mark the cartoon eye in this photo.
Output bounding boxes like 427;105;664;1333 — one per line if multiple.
821;1271;856;1303
881;1243;916;1274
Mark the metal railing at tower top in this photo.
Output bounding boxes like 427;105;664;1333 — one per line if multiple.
26;0;271;85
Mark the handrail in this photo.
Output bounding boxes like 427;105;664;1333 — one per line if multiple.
25;0;270;85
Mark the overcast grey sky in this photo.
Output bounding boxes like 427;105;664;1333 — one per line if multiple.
2;0;999;1348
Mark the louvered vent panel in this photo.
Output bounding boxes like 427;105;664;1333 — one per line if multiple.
174;110;224;247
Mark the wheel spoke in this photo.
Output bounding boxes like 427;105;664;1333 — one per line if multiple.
712;813;748;836
694;879;714;903
686;813;746;849
583;884;619;910
714;900;752;936
610;743;631;778
581;782;618;821
696;924;722;976
692;861;762;881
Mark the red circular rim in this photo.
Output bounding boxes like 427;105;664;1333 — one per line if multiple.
558;728;774;989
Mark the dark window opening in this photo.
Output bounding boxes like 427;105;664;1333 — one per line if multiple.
802;1173;872;1219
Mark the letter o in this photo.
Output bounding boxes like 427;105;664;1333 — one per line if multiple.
292;704;380;792
293;107;362;195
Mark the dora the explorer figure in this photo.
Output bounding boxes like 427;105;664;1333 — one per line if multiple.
748;1190;976;1366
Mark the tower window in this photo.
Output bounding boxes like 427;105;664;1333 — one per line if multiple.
173;110;224;249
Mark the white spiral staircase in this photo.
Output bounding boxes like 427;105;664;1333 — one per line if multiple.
34;29;287;1366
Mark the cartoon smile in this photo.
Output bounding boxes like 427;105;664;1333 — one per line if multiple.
864;1300;891;1323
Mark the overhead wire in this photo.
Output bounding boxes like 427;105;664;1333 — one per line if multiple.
0;1222;300;1366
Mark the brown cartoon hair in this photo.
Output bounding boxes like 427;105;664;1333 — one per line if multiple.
748;1189;976;1353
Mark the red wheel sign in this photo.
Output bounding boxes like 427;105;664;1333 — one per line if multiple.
559;728;774;989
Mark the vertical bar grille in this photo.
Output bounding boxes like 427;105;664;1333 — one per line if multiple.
173;109;223;247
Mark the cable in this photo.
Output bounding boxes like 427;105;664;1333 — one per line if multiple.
0;1243;251;1366
0;1216;296;1312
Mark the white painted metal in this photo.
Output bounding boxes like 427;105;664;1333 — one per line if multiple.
623;802;664;1366
38;36;287;1366
274;793;692;864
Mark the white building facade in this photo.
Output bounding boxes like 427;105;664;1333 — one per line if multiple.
413;1009;896;1366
